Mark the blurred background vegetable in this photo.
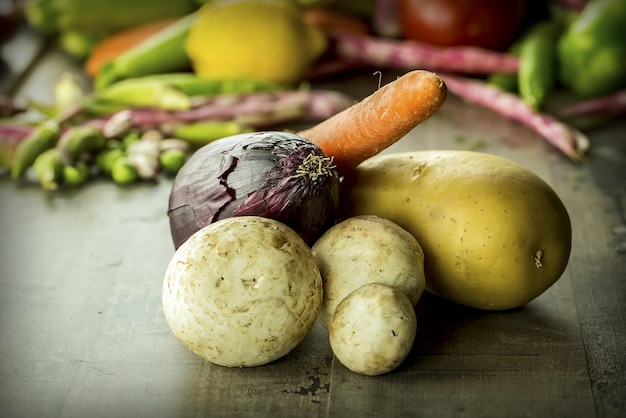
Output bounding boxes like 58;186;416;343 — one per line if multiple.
24;0;196;37
398;0;529;51
1;68;354;189
557;0;626;97
5;0;626;189
185;0;328;86
517;20;562;111
94;14;195;89
85;17;185;79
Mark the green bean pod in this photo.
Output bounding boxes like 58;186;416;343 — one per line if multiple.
133;73;282;96
10;119;60;179
518;20;562;111
171;121;252;147
33;148;64;190
93;78;192;110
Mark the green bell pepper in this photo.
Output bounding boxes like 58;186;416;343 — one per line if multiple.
557;0;626;97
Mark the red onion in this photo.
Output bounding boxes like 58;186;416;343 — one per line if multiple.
168;131;340;249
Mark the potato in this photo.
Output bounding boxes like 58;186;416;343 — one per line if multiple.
162;216;322;367
329;283;417;376
311;215;426;328
343;150;572;310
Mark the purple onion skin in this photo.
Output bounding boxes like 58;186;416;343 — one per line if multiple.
168;131;341;249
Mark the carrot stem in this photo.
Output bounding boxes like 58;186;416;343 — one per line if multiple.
297;70;447;173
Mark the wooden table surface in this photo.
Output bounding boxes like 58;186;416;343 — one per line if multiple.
1;24;625;418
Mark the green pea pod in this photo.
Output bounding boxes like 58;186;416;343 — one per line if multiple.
95;147;125;176
33;148;64;190
126;73;282;96
93;78;192;110
159;148;187;175
63;161;90;187
518;20;562;111
111;157;139;185
11;119;60;179
171;121;252;147
57;125;107;163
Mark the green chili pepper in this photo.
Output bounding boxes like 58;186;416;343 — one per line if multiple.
11;119;60;179
518;20;562;111
557;0;626;97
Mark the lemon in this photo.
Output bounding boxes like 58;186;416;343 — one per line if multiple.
186;0;327;86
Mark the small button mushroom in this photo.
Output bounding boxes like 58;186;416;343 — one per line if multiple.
312;215;426;328
162;216;323;367
329;282;417;376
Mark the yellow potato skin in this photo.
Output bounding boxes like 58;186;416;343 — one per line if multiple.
343;150;572;310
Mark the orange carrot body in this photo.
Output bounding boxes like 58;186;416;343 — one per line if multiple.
85;17;182;77
298;70;447;173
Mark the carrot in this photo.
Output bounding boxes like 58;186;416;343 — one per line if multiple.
84;17;182;77
297;70;447;173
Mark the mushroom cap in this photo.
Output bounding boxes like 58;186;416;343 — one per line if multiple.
162;216;323;367
329;282;417;376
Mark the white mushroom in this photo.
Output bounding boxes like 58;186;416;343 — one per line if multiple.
162;216;323;367
312;215;425;327
329;282;417;376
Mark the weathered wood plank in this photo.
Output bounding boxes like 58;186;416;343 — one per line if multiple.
551;120;626;418
1;40;624;418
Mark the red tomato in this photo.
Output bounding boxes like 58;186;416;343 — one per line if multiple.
399;0;528;51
